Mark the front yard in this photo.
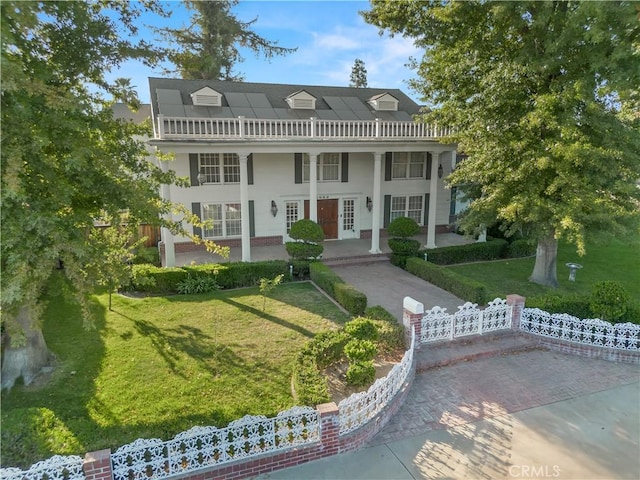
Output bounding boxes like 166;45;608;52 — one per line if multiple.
0;274;350;467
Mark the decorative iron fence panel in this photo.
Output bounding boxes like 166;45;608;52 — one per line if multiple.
482;298;512;333
338;328;415;435
0;455;85;480
521;308;640;351
111;406;319;480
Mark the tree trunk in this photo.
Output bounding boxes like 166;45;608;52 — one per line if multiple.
529;233;559;288
1;305;55;390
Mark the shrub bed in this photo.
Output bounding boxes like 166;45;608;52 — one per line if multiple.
309;263;367;315
129;260;291;294
406;257;488;304
421;239;509;265
506;238;536;258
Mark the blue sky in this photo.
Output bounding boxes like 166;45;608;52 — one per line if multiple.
110;0;424;104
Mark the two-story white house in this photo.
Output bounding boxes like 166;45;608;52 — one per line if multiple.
147;77;458;266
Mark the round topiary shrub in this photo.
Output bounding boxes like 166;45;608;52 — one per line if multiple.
344;339;377;362
289;219;324;243
346;361;376;386
344;317;379;341
589;281;630;322
387;216;420;239
285;241;324;260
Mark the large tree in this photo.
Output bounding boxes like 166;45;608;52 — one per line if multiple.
0;1;223;389
159;0;296;80
363;1;640;287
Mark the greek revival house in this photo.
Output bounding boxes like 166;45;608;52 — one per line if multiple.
148;78;458;266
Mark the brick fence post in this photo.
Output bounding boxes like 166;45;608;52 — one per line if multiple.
84;450;113;480
317;402;340;457
403;296;424;349
507;294;526;331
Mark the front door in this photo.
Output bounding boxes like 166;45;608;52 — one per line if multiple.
305;199;338;239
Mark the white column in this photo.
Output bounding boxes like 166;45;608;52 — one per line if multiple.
160;159;175;267
309;153;318;222
426;152;439;249
239;154;251;262
370;152;383;254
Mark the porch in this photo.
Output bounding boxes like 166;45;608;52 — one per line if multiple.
173;232;473;266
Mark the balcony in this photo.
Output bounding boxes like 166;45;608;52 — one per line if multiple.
154;115;451;141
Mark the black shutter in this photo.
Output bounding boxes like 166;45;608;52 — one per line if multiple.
424;194;430;226
341;153;349;183
189;153;199;186
383;195;391;228
247;154;254;185
191;202;202;237
426;152;432;180
249;200;255;237
294;153;302;184
384;152;393;181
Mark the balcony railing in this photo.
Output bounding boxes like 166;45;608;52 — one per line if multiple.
154;115;452;141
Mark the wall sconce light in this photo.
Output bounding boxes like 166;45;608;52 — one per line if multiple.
197;169;206;185
270;200;278;217
366;196;373;212
438;163;444;179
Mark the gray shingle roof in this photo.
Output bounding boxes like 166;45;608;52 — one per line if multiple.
148;77;420;122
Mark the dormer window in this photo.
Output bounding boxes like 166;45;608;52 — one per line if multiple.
286;90;316;110
190;87;222;107
368;93;399;111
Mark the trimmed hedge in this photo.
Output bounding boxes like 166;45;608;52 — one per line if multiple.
506;238;536;258
421;239;509;265
129;260;291;294
405;257;488;304
309;263;367;315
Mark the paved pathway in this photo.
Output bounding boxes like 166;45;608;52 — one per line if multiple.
259;349;640;480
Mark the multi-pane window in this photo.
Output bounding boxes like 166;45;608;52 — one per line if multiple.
202;203;241;238
199;153;240;184
390;195;423;225
303;153;341;182
343;199;354;231
392;152;426;179
286;201;300;234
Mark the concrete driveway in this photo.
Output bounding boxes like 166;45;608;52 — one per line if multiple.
330;262;466;319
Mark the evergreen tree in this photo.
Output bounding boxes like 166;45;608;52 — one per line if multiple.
363;0;640;287
159;0;296;80
349;58;368;87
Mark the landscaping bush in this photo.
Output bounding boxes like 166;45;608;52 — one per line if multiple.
286;219;324;260
292;353;331;406
421;239;509;265
406;257;488;304
506;238;536;258
344;339;377;362
176;274;220;295
131;246;160;266
344;317;379;341
285;242;323;260
299;330;349;369
309;263;367;315
364;306;397;324
129;261;290;294
621;301;640;324
526;294;592;319
290;260;311;279
346;361;376;386
589;281;630;322
387;216;420;238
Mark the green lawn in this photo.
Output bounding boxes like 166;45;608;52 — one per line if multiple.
449;238;640;301
1;275;350;467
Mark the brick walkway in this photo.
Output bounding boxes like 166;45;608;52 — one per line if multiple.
369;348;640;446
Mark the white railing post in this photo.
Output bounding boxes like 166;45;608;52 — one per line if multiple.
311;117;316;138
375;118;380;138
157;114;165;139
478;310;484;335
450;313;455;340
238;116;245;138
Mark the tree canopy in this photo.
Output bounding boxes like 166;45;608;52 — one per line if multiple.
349;58;368;87
0;1;222;389
363;0;640;287
159;0;296;80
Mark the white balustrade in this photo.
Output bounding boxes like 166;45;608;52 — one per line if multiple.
0;455;85;480
521;308;639;351
338;328;415;435
155;116;449;141
111;406;319;480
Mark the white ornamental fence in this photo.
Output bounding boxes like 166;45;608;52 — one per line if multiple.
338;327;416;435
521;308;640;351
420;298;512;344
110;406;319;480
0;455;85;480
